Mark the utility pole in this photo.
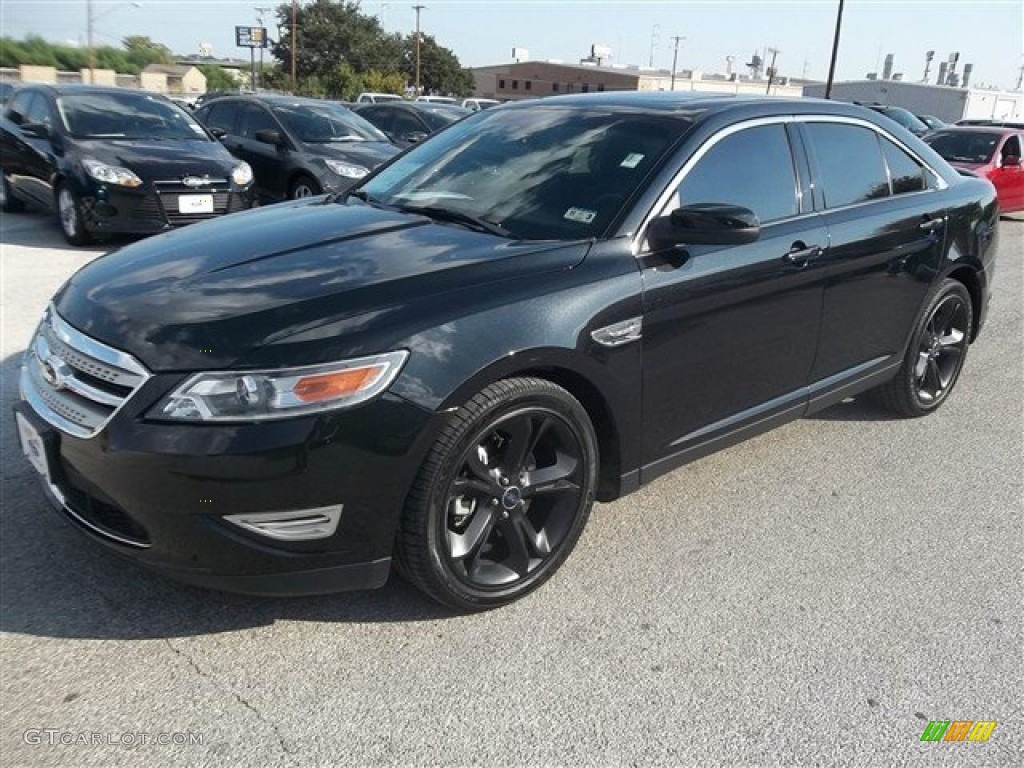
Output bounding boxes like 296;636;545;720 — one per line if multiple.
256;6;273;91
648;23;659;68
669;35;684;91
413;4;426;96
291;0;297;93
825;0;845;99
87;0;95;84
765;47;780;94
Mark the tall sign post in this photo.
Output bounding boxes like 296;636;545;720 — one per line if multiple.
235;26;268;91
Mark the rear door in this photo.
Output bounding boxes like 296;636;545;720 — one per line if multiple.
234;103;290;201
799;119;948;402
989;133;1023;211
639;120;829;477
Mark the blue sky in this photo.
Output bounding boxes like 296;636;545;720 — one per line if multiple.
2;0;1021;90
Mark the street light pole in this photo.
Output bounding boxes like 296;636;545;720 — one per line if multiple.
87;0;95;84
825;0;845;99
291;0;297;93
669;35;684;91
412;5;426;97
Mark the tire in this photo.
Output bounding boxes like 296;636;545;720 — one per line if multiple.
55;182;93;246
876;278;973;417
289;175;321;200
397;377;599;611
2;173;25;213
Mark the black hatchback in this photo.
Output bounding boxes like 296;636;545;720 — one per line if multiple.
0;85;255;245
194;95;399;202
353;101;471;147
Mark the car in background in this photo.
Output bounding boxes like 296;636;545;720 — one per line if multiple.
462;98;500;111
857;103;932;136
194;94;399;201
415;95;458;105
355;92;404;104
925;126;1024;212
0;84;254;245
352;101;470;147
955;118;1024;129
14;93;999;610
917;114;946;131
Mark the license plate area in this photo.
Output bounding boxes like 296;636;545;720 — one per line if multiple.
177;194;214;214
16;411;51;484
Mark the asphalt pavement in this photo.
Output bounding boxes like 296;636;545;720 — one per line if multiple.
1;208;1021;767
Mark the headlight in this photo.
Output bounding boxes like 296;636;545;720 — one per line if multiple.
325;159;368;179
231;161;253;186
151;351;409;422
82;157;143;188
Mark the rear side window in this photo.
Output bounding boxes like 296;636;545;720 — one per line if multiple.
673;124;799;223
202;101;240;134
880;137;927;195
804;123;889;208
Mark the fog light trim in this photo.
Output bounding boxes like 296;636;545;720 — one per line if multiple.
224;505;343;541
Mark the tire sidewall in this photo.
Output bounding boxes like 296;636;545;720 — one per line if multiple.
423;382;598;609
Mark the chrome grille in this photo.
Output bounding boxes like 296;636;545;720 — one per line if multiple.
20;308;151;439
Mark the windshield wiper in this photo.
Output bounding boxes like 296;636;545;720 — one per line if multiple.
398;204;516;238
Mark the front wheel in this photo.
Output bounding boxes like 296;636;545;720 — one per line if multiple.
289;175;321;200
56;182;93;246
397;378;599;611
876;278;973;417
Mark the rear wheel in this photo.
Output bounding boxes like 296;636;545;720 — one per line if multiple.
56;182;93;246
877;279;972;417
289;175;320;200
2;173;25;213
397;378;598;611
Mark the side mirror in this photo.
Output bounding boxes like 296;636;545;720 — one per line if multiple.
403;131;429;144
254;129;286;147
21;122;50;140
1002;155;1022;168
209;127;227;139
646;203;761;251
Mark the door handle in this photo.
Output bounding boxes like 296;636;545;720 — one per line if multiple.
919;216;944;233
783;242;822;267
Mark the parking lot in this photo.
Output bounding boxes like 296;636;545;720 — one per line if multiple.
1;208;1021;766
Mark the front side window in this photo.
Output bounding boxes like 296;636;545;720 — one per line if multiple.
6;90;35;124
671;123;799;223
237;104;279;139
24;94;53;130
804;123;889;208
361;107;688;240
880;137;927;195
1001;135;1021;163
201;101;241;135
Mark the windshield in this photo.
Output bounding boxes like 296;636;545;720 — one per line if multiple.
879;106;930;134
360;106;688;240
925;130;1000;164
273;102;387;143
57;92;209;140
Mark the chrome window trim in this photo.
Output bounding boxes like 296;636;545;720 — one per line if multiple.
633;114;948;255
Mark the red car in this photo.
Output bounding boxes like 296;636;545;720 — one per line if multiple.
925;126;1024;213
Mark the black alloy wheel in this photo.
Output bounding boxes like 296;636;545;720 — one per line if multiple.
878;279;972;417
398;378;598;611
290;175;321;200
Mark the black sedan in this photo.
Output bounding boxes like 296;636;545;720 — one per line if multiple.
16;93;999;610
352;101;471;147
194;95;399;202
1;85;254;245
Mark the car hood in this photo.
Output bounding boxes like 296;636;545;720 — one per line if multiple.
301;140;400;168
55;199;587;371
72;137;240;179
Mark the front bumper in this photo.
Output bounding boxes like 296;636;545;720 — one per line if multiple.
81;182;254;235
13;385;438;595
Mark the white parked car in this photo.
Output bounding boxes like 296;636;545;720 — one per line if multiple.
461;98;500;111
356;92;404;104
415;95;458;105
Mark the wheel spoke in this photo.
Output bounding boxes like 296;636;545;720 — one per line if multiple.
926;358;943;395
448;505;497;560
452;475;497;500
938;329;965;348
465;445;495;485
931;299;958;336
498;415;552;475
914;351;930;380
498;517;532;577
523;451;579;496
514;512;552;557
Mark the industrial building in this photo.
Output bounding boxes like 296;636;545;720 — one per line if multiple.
803;80;1023;123
470;61;805;101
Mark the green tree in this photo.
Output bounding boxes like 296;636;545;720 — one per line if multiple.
402;33;473;96
198;64;239;91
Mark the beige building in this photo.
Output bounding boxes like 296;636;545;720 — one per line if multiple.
471;61;805;101
141;64;207;95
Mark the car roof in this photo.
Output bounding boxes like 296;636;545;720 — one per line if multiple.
14;83;165;98
201;94;355;110
928;125;1022;137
